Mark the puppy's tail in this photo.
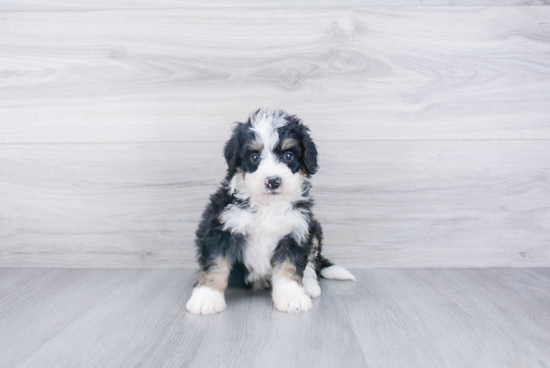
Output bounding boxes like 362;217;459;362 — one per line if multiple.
319;256;356;281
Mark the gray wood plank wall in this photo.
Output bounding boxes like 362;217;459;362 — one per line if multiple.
2;1;550;12
1;2;549;267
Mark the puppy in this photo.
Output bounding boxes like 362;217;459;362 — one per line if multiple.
186;109;355;314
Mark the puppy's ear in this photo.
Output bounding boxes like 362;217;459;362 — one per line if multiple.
224;123;245;178
301;128;319;175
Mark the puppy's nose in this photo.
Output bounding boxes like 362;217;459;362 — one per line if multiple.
265;177;281;189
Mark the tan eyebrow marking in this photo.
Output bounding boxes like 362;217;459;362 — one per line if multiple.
281;138;298;151
247;139;264;152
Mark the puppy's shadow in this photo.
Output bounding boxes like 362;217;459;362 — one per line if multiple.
225;286;273;310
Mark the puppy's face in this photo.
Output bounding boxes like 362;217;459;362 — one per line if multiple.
224;110;318;203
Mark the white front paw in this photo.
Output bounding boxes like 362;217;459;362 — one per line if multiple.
303;279;321;299
272;285;312;313
186;286;226;314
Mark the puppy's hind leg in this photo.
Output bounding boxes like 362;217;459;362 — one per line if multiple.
302;261;321;298
302;235;321;298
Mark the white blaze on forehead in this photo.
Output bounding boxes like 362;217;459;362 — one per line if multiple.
236;109;303;205
249;109;289;157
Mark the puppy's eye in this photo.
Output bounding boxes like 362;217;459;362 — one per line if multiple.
283;152;294;162
250;153;261;163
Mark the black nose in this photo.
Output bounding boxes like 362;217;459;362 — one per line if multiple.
265;177;281;189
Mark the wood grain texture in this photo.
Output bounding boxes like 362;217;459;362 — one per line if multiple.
186;280;366;368
1;268;549;367
341;268;550;367
1;1;550;12
1;140;548;268
0;267;50;292
1;5;549;268
0;269;138;368
11;269;206;368
1;7;550;143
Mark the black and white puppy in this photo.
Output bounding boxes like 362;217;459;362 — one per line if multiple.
187;109;355;314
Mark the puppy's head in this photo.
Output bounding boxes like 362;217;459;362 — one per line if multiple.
224;109;318;202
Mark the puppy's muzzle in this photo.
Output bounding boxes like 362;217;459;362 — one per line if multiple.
265;177;281;189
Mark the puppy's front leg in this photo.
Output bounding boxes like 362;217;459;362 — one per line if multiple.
186;257;229;315
271;236;312;313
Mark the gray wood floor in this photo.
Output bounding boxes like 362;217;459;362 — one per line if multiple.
0;268;549;368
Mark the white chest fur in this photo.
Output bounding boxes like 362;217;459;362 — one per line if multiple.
220;202;309;283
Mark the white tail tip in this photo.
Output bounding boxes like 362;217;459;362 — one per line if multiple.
320;265;356;281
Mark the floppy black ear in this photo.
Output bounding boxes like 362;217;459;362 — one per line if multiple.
223;123;245;178
301;130;319;175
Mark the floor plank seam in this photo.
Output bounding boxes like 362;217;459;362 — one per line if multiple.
0;269;55;294
9;270;139;368
334;281;370;366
